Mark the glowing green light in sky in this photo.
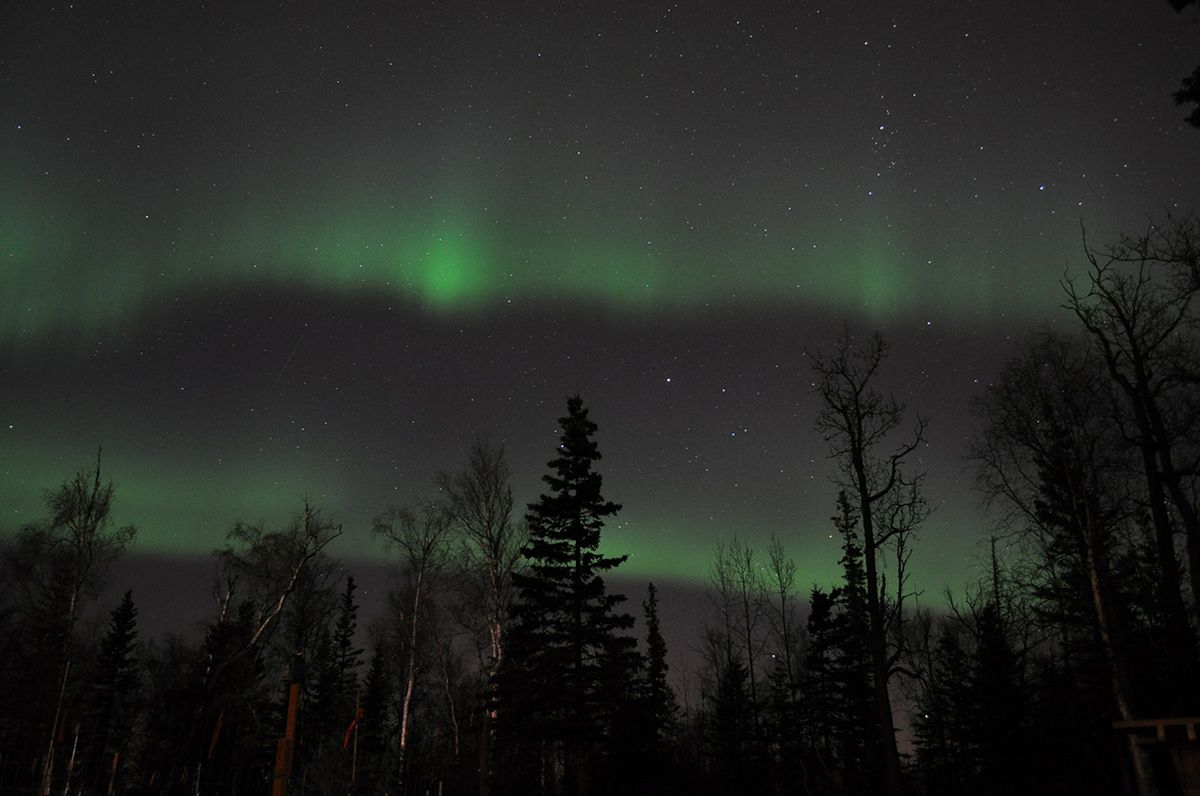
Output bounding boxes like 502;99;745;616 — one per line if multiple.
419;230;488;309
0;183;1064;350
600;519;845;588
0;441;348;556
1;435;980;594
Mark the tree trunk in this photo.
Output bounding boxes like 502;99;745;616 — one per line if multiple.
478;615;503;796
1134;433;1196;676
1156;446;1200;623
854;454;904;796
398;574;423;793
1067;460;1158;796
1084;541;1158;796
478;709;492;796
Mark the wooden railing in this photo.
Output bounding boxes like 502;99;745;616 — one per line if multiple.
1113;717;1200;742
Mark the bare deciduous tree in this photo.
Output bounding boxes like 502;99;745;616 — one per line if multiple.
809;329;929;796
706;537;768;698
9;450;136;649
1065;223;1200;660
213;499;342;653
375;499;454;793
436;441;525;796
7;451;136;796
764;535;802;715
971;331;1155;796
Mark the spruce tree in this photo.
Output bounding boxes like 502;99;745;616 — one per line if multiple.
79;590;141;793
642;582;677;743
304;575;363;790
968;602;1027;795
710;657;752;792
802;587;840;764
912;624;971;796
328;575;364;720
610;581;678;792
505;395;636;796
797;493;876;794
358;637;394;791
830;492;875;790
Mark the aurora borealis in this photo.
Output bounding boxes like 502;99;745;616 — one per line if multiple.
3;0;1200;618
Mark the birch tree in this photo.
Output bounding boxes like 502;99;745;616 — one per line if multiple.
437;441;525;796
374;499;454;793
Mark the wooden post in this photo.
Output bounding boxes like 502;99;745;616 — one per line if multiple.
106;751;120;796
350;688;360;794
272;654;305;796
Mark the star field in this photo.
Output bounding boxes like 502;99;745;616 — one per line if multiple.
1;0;1198;597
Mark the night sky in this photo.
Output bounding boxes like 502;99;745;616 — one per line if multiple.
2;1;1199;623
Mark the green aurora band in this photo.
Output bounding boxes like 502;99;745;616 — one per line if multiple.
2;189;1058;349
1;441;855;589
0;182;1050;593
1;444;342;548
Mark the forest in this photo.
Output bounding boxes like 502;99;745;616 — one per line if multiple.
2;216;1200;796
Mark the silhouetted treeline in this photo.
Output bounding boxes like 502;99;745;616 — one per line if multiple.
2;216;1200;795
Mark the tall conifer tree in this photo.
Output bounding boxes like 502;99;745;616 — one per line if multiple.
642;582;677;744
831;491;875;789
79;590;141;793
505;395;635;796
